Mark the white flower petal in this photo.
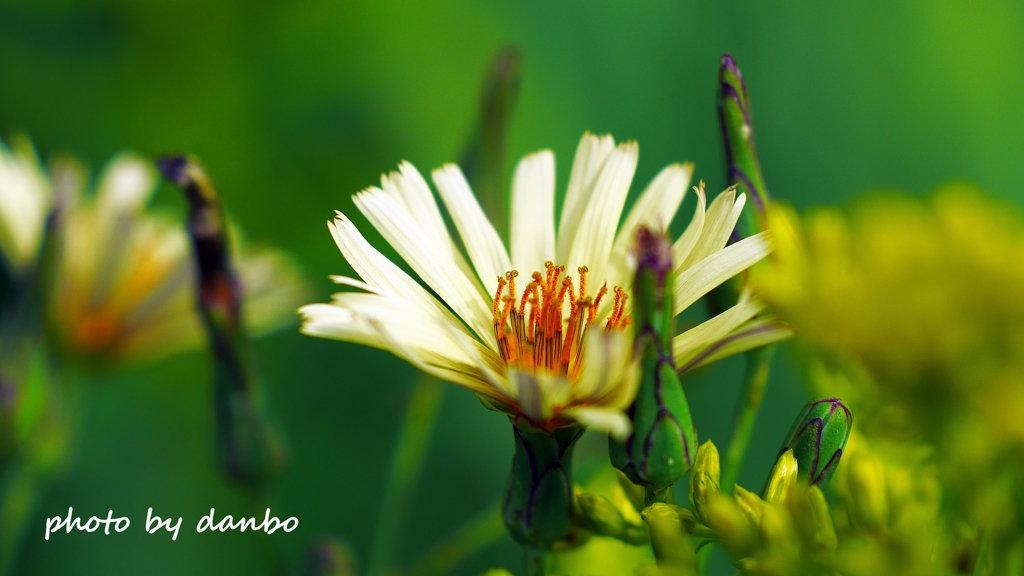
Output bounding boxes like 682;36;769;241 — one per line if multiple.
96;154;156;215
328;213;471;336
379;162;481;289
432;164;512;290
0;139;51;271
562;405;632;441
574;328;638;406
673;231;772;315
606;162;693;290
677;317;795;373
510;150;556;273
557;132;616;263
565;141;638;290
300;295;502;398
352;191;495;345
672;290;765;367
672;183;707;267
677;189;747;272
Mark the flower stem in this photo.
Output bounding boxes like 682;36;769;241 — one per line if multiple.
368;376;445;576
0;460;39;576
522;546;547;576
402;502;504;576
720;346;774;494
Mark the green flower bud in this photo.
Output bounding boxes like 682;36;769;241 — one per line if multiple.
785;484;837;552
642;503;697;570
839;450;888;533
689;440;721;525
611;228;697;497
575;493;625;537
702;494;758;560
779;398;851;488
614;469;646;514
573;492;648;545
502;415;582;549
763;449;799;503
733;485;766;526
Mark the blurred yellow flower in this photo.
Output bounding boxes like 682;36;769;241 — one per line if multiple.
47;153;306;366
0;140;306;368
751;184;1024;563
301;133;785;437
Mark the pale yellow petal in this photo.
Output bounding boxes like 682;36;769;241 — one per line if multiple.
606;162;692;290
510;151;556;273
432;164;512;290
672;290;765;367
565;141;638;291
676;188;744;273
678;317;795;373
352;191;495;345
672;183;707;267
557;132;616;262
562;405;632;441
673;231;772;315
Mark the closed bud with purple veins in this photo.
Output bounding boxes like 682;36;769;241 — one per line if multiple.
779;398;852;488
610;227;697;502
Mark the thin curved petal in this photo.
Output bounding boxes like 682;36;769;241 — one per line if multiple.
510;151;556;273
432;164;512;290
379;162;482;289
557;132;616;262
677;189;746;272
328;213;472;337
299;296;502;398
672;290;765;367
565;141;638;289
672;183;707;267
678;317;795;373
673;231;772;315
606;162;693;290
562;405;632;441
352;191;495;345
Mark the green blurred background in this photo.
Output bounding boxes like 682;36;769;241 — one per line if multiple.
2;0;1024;574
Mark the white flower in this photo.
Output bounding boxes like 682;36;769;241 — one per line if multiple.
0;137;52;275
301;133;787;438
48;154;306;366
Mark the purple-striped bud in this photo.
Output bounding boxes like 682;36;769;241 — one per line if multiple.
779;398;852;488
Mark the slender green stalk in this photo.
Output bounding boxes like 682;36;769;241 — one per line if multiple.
973;531;991;576
368;376;445;576
458;46;521;234
158;156;286;489
244;488;288;576
402;501;505;576
0;460;38;576
720;346;774;493
523;546;546;576
375;45;517;576
714;54;776;497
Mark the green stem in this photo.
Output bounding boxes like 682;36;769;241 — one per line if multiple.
522;546;546;576
0;460;39;576
402;502;504;576
643;486;672;506
368;376;445;576
720;346;774;495
244;488;287;576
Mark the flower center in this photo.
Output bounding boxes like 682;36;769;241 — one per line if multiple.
491;261;630;380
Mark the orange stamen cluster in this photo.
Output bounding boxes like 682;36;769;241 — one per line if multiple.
492;262;629;380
